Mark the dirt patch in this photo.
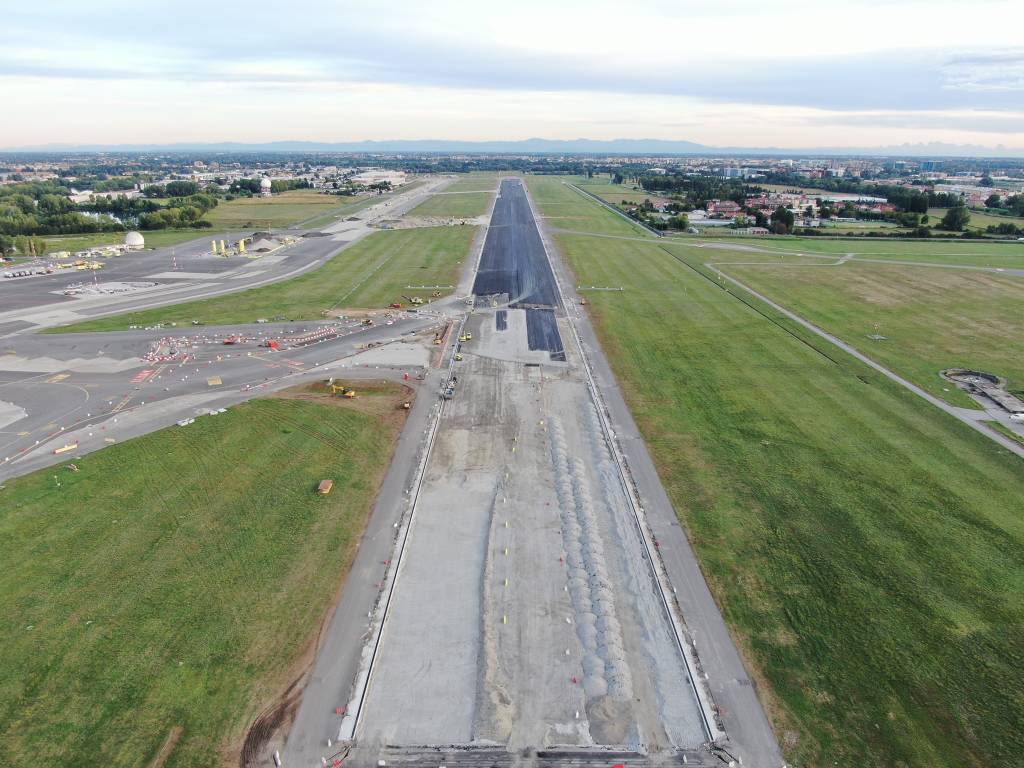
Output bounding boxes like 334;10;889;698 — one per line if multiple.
147;726;184;768
321;307;393;319
585;695;633;744
383;215;485;229
270;381;414;422
239;676;304;768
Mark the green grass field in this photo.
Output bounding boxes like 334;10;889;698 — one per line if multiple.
441;172;502;193
40;230;215;255
929;207;1024;232
0;392;406;768
528;176;650;237
692;235;1024;268
526;175;1024;768
203;190;369;229
714;260;1024;408
408;191;493;218
50;226;475;332
575;181;670;208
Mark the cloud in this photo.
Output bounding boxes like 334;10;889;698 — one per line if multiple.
802;110;1024;134
1;0;1023;147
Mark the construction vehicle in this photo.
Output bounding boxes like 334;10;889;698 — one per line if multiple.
433;332;444;345
580;297;589;306
432;291;442;297
389;302;403;309
454;353;463;361
401;401;411;410
262;339;280;350
402;295;424;306
458;332;472;342
362;318;374;326
329;383;357;398
223;336;239;345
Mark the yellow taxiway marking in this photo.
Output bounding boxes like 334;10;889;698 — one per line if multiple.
46;373;70;384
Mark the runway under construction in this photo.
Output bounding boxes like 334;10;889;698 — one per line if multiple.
342;180;716;763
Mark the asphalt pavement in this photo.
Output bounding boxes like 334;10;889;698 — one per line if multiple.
0;177;449;332
0;177;457;482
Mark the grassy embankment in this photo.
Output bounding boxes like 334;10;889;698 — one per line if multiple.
0;385;410;767
526;175;1024;768
48;225;475;332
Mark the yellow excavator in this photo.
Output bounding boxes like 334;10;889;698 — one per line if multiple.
329;383;357;398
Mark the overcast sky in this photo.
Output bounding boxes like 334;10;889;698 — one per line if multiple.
3;0;1023;150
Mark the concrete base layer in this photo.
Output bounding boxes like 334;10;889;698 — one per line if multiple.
338;745;721;767
354;307;708;752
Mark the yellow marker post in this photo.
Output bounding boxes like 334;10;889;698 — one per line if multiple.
502;615;508;625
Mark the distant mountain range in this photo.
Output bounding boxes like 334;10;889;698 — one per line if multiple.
3;137;1023;158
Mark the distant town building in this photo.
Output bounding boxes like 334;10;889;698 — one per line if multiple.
706;199;742;217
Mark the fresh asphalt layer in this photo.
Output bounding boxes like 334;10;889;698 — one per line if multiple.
474;178;565;359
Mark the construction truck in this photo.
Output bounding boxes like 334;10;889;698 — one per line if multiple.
389;302;403;309
458;332;472;343
402;295;424;305
454;353;463;361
